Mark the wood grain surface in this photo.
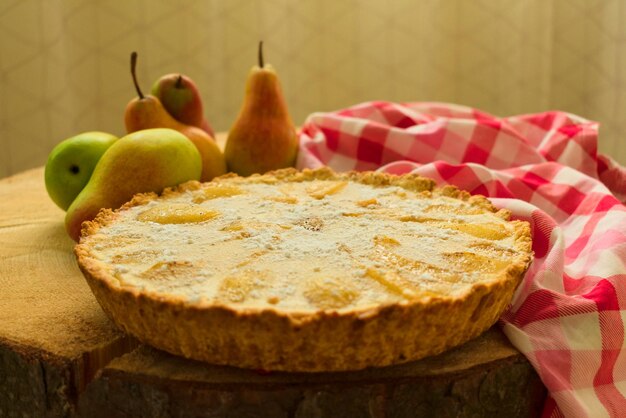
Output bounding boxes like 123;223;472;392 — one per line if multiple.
0;167;136;417
0;161;546;418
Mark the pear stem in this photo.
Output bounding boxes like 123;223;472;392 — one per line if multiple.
175;74;183;88
130;51;144;99
258;41;264;68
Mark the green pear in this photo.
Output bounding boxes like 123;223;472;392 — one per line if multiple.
225;42;298;176
45;131;118;210
65;128;201;241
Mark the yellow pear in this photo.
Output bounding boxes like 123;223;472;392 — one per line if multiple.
124;52;226;182
65;128;201;241
225;42;298;176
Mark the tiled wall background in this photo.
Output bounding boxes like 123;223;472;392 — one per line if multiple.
1;0;625;177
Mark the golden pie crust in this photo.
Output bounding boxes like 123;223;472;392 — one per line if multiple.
75;168;532;372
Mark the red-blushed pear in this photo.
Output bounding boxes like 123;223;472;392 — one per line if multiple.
64;128;202;242
124;52;226;182
151;73;215;138
224;42;298;176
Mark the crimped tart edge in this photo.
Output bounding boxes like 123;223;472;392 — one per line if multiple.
74;167;533;372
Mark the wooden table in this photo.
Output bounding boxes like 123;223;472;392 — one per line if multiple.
0;166;546;417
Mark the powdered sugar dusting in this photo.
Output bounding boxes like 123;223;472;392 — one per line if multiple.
82;177;523;312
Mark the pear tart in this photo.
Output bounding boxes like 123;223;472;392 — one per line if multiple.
75;168;532;372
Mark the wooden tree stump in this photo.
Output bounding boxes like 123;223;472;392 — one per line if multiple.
0;165;546;418
0;168;137;417
78;330;545;418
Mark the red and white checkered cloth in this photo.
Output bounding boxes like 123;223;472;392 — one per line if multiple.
297;101;626;418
